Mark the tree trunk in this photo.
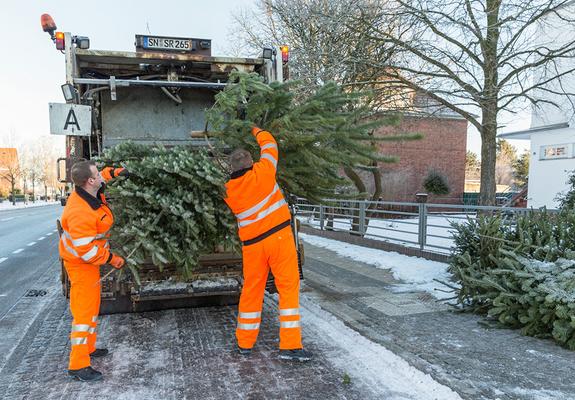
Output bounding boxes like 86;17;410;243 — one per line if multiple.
11;180;15;206
479;111;498;206
479;0;501;207
366;163;383;218
343;166;383;236
343;167;366;235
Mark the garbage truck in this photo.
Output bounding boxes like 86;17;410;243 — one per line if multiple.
41;14;303;314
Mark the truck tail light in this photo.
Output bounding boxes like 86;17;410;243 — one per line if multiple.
280;45;289;63
55;31;65;50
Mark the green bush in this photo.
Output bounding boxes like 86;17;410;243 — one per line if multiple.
556;170;575;210
450;210;575;349
423;170;450;195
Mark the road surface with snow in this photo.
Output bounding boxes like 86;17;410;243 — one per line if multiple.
0;204;62;318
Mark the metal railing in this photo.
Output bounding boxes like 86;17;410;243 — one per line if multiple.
295;198;554;255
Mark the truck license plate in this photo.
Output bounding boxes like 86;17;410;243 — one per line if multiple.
144;36;192;51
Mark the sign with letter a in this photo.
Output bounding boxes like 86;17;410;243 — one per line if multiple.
49;103;92;136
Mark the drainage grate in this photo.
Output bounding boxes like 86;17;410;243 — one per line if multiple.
25;289;47;297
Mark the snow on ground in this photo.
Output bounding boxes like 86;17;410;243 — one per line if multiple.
300;233;457;299
0;200;59;211
299;294;463;400
298;214;473;253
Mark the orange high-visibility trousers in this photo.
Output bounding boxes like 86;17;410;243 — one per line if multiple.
65;262;101;370
236;227;302;350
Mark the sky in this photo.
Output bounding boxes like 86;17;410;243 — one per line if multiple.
0;1;530;156
0;0;254;151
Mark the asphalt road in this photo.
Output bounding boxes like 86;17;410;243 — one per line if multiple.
0;204;62;318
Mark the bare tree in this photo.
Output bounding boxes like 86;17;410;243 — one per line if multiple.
0;163;21;206
230;0;419;205
230;0;402;105
38;153;59;201
19;137;62;203
351;0;575;205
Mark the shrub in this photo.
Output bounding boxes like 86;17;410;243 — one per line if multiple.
423;170;450;195
556;170;575;210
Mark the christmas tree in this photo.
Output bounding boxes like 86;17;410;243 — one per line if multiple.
98;142;239;280
450;210;575;349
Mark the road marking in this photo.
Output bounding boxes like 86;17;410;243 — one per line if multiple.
12;249;23;254
46;232;53;236
0;257;7;264
0;217;15;222
27;242;36;246
38;237;45;241
52;229;57;233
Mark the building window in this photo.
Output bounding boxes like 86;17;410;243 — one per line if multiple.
540;144;572;160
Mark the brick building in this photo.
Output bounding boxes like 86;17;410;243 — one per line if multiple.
0;148;20;197
374;112;467;204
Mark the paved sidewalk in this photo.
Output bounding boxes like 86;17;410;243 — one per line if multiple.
302;242;575;400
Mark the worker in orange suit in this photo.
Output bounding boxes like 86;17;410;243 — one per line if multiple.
224;127;312;362
59;160;128;381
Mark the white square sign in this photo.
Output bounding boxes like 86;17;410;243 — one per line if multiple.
49;103;92;136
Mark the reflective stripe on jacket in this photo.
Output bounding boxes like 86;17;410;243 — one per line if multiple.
58;167;122;265
224;130;291;242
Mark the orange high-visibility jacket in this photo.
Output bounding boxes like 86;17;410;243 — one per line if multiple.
59;167;124;266
225;129;291;243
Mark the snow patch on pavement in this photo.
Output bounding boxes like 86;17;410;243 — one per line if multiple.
509;387;569;400
0;201;59;211
300;294;462;400
300;233;457;299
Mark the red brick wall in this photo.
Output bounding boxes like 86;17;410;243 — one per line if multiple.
0;148;19;197
374;115;467;204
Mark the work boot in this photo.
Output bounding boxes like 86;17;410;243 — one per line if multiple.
237;345;252;356
68;366;103;382
279;348;313;362
90;348;109;358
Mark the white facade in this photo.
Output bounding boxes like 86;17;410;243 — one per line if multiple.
525;128;575;208
499;2;575;208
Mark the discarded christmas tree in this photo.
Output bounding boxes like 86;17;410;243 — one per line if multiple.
98;142;239;280
450;210;575;349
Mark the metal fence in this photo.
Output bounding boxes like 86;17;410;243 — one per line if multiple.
295;198;552;255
